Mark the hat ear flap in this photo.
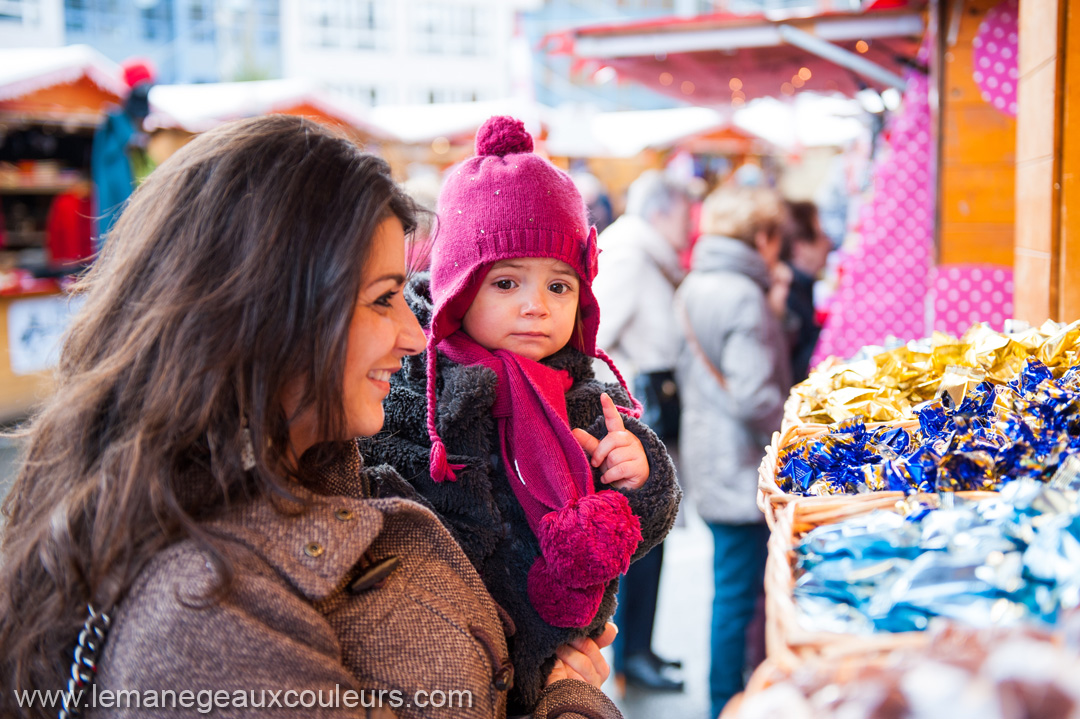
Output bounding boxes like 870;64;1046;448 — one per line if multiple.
583;226;599;282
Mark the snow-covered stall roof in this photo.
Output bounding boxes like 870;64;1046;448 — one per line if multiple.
0;45;127;103
147;79;391;139
365;98;548;145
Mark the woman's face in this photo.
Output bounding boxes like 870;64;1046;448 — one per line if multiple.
285;215;425;453
342;215;426;437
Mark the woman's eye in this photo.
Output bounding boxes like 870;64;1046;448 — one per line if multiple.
374;290;398;308
495;279;515;290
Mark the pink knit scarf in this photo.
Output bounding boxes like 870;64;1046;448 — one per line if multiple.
437;331;641;627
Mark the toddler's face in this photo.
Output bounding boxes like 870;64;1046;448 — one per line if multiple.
461;257;579;362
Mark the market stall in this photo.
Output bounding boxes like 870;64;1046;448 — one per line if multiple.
544;105;776;209
722;321;1080;717
146;78;393;166
0;45;126;422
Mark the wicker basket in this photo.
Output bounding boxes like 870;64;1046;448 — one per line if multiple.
756;419;922;530
764;490;1000;672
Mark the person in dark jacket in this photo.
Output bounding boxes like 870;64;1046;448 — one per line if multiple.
0;115;622;719
359;117;680;714
782;200;833;384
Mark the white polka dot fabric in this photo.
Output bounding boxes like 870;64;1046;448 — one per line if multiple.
930;263;1014;335
972;0;1019;117
812;68;933;366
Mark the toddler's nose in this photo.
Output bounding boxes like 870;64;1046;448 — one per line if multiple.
521;290;549;318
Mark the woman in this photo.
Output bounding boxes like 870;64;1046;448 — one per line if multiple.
674;185;791;719
0;116;618;719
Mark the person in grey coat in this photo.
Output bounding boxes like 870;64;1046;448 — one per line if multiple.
674;185;792;719
0;116;621;719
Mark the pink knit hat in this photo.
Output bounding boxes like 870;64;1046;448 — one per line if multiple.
426;115;640;481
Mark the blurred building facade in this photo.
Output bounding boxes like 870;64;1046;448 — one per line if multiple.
0;0;65;47
1;0;281;84
281;0;539;107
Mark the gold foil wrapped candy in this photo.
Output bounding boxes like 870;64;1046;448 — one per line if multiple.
790;321;1080;424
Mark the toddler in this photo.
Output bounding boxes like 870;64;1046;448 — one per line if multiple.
359;116;680;711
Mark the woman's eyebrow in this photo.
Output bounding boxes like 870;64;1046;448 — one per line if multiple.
368;273;407;286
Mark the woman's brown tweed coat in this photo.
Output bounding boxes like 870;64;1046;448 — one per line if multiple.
87;445;621;719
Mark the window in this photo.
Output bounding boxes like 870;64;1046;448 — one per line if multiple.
0;0;40;24
140;0;174;42
304;0;390;50
411;3;489;56
414;87;483;104
257;0;278;46
615;0;674;8
64;0;87;31
189;0;214;42
328;83;381;107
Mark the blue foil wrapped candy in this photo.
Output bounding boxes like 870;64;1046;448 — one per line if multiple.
793;483;1080;635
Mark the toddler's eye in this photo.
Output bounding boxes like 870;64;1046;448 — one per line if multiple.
549;282;573;294
495;279;516;290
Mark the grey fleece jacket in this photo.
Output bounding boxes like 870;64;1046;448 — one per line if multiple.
675;235;791;525
357;275;681;714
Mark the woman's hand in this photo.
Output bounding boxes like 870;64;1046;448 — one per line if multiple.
545;623;618;688
572;393;649;490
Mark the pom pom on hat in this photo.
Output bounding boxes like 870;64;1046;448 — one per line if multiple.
120;57;156;89
535;491;642;588
527;558;605;628
475;115;534;157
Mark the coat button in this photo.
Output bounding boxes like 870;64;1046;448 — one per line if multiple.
335;508;354;522
304;542;325;558
493;663;514;691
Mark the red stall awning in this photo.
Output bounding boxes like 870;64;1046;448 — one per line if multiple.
544;2;925;105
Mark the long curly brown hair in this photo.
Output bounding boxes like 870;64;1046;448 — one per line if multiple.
0;114;417;712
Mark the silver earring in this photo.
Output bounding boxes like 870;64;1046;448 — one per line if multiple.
241;423;256;471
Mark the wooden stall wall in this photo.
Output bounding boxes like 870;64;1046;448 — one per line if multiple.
1013;0;1074;322
938;0;1018;269
1060;0;1080;322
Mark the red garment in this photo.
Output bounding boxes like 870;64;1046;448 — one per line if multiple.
46;191;94;264
438;329;641;628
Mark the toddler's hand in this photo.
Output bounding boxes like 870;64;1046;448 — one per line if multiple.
572;393;649;490
546;623;617;689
